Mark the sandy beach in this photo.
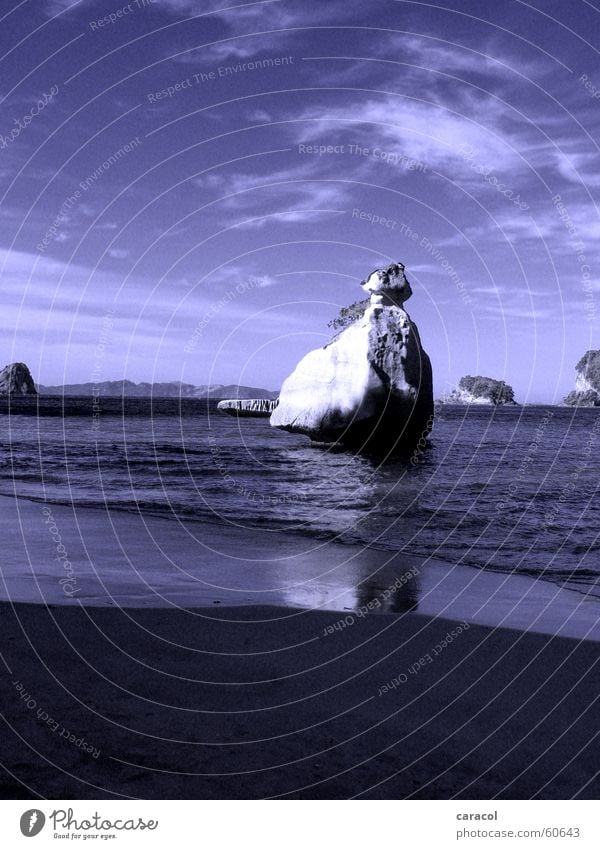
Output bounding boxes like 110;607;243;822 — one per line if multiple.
1;494;599;799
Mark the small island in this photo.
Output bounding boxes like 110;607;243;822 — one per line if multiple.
440;375;517;406
0;362;37;396
563;350;600;406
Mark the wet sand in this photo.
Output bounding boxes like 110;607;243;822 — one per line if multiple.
2;494;599;641
1;494;599;799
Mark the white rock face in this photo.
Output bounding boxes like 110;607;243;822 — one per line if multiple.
217;399;278;417
575;373;595;394
564;350;600;405
270;262;433;454
442;390;494;405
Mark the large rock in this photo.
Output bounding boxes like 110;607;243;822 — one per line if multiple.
0;362;37;396
440;375;516;406
564;351;600;406
217;399;278;418
270;262;433;455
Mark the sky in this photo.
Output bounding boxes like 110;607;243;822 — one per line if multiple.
1;0;599;401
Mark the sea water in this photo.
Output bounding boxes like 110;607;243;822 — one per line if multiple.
0;400;598;596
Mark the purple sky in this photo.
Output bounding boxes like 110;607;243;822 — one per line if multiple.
1;0;599;401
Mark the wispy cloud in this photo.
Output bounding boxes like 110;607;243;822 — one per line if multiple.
172;37;274;65
154;0;290;21
43;0;92;15
471;285;557;299
478;304;556;320
295;93;531;180
374;33;554;81
193;161;349;223
165;0;352;64
553;147;600;188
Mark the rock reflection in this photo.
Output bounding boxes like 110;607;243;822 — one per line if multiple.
355;559;421;613
279;546;421;615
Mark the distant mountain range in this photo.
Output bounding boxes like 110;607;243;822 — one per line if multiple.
37;380;279;399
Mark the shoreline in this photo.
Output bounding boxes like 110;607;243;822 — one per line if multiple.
1;493;599;641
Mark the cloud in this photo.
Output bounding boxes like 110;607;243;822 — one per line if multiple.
180;262;281;291
0;248;127;317
248;273;278;287
376;33;550;82
471;285;556;299
43;0;97;17
44;0;87;12
553;147;600;188
231;207;345;229
0;247;283;360
165;0;353;65
173;37;269;65
478;304;555;320
295;92;532;184
197;40;261;61
247;108;272;122
193;161;349;225
155;0;296;25
496;200;600;247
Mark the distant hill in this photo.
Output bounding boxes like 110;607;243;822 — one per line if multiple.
37;380;279;400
